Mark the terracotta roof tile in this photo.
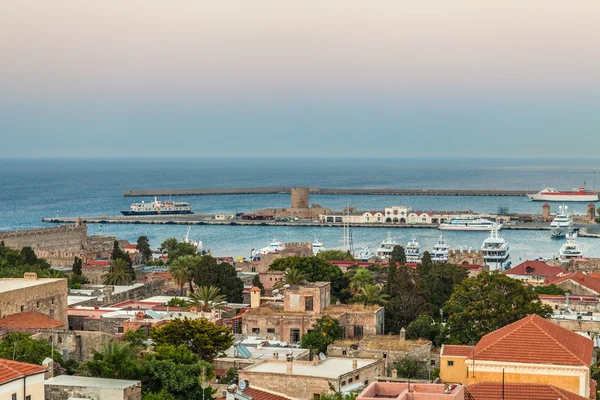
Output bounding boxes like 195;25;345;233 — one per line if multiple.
466;382;587;400
0;311;64;330
216;388;290;400
547;271;600;294
0;358;46;385
503;261;566;278
471;314;593;366
441;344;472;357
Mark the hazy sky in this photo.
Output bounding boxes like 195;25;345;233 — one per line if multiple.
1;0;599;158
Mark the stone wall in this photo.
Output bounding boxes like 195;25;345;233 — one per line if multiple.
563;258;600;273
34;329;116;362
45;380;142;400
448;250;484;266
0;277;68;325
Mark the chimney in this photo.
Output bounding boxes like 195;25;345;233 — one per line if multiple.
313;355;319;366
273;352;279;360
391;369;398;379
352;358;358;370
250;286;261;308
399;327;406;340
286;359;293;375
23;272;38;280
565;292;570;309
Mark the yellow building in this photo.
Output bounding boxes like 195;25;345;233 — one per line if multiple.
0;358;46;400
440;314;594;399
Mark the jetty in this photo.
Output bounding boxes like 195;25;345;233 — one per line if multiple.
124;187;532;197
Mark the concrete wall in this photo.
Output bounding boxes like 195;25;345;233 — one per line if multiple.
44;381;142;400
34;329;116;362
0;278;68;325
0;373;45;400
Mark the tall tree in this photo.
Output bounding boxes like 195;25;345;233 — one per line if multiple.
390;245;406;264
349;269;374;293
20;247;37;265
169;256;194;296
188;286;227;312
444;271;553;344
274;267;307;289
417;261;468;316
299;315;344;354
72;256;82;276
354;284;390;306
251;274;264;294
137;236;152;263
384;265;428;334
112;240;131;265
0;332;63;365
316;250;354;261
160;238;197;263
102;258;133;286
85;341;142;380
192;256;243;303
150;318;233;362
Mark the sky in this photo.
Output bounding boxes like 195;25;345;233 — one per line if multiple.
1;0;599;158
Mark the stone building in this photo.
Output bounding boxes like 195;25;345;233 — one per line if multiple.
0;358;47;400
45;376;142;400
357;382;464;400
446;249;484;266
547;271;600;296
243;243;313;274
0;273;68;325
242;282;384;343
238;356;385;399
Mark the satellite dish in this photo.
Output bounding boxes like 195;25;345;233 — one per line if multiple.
239;380;248;391
272;289;279;294
319;352;327;361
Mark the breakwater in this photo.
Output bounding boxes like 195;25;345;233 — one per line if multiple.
124;187;532;197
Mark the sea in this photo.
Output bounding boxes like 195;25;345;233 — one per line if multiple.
1;157;599;262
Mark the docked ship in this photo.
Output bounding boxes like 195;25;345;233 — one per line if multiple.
527;184;598;202
481;225;511;271
438;216;500;231
376;232;398;260
258;239;284;255
405;237;422;264
358;246;375;261
121;197;193;216
559;233;584;262
431;235;450;263
550;205;574;238
312;238;325;255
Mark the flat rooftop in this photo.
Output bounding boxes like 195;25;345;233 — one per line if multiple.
224;342;308;360
0;278;64;294
45;375;140;389
243;358;379;379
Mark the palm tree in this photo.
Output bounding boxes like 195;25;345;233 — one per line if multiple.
349;269;374;293
40;269;67;279
102;259;132;286
188;286;227;312
355;284;390;306
169;256;194;296
274;267;307;289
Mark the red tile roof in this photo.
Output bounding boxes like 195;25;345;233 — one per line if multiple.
216;388;290;400
471;314;593;366
0;311;64;330
0;358;47;385
547;271;600;295
503;260;566;278
466;382;586;400
441;344;472;357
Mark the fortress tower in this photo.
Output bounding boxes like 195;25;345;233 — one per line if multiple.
290;187;310;209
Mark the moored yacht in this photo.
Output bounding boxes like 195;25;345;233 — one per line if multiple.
550;205;574;238
358;246;375;261
258;239;284;255
406;237;422;264
527;184;598;202
431;235;450;263
312;238;325;255
481;225;511;271
438;216;500;231
376;232;398;260
121;197;193;216
559;233;584;262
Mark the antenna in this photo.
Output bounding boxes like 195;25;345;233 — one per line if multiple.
342;202;354;257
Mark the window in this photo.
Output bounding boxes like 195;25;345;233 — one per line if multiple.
447;361;454;367
305;297;313;311
21;305;24;312
348;378;353;384
52;297;55;305
252;327;260;334
36;301;40;308
341;381;346;386
364;380;369;386
26;396;31;400
267;328;275;333
290;329;300;343
12;394;17;400
353;325;364;339
431;359;436;366
58;337;62;344
342;350;347;356
118;327;124;333
355;375;359;381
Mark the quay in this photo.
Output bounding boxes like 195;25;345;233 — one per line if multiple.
124;187;533;197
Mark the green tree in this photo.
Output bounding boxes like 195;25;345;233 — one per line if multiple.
390;246;406;264
270;256;349;302
124;327;148;347
102;258;133;286
299;315;344;354
251;274;264;294
166;297;189;308
72;256;83;276
192;256;243;303
20;247;37;265
0;332;63;365
444;271;553;344
319;393;358;400
417;261;468;316
274;267;307;289
317;250;354;261
349;269;374;293
189;286;227;312
160;238;197;263
405;314;442;346
354;284;389;306
150;318;233;362
112;240;135;280
85;340;142;380
143;392;177;400
531;284;566;295
137;236;153;263
384;265;428;334
169;256;195;296
393;356;427;379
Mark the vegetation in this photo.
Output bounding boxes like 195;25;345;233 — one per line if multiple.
102;258;134;286
70;256;89;287
0;242;52;278
390;245;406;264
111;240;135;280
320;393;358;400
85;341;142;380
416;254;468;315
160;238;197;263
353;284;389;306
169;255;196;296
137;236;153;263
349;269;374;293
192;255;243;303
384;264;428;334
444;271;553;344
166;297;189;308
124;327;149;347
0;332;63;365
150;317;233;362
274;267;307;289
251;274;264;294
531;284;566;295
405;314;443;346
393;356;428;380
316;249;354;261
188;286;227;311
299;315;344;354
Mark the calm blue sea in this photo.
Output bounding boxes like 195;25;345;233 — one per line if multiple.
1;157;599;261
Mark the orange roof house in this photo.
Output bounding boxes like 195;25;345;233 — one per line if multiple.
440;314;594;399
466;382;588;400
0;358;47;398
0;311;64;334
546;271;600;296
503;261;566;285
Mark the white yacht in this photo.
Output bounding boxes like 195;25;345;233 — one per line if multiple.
406;237;422;264
481;225;511;271
550;205;574;238
258;239;284;255
312;238;325;255
438;216;500;231
559;233;584;262
431;235;450;263
376;232;398;260
358;246;375;261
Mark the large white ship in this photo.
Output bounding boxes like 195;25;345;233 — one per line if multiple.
258;239;284;255
405;237;422;264
527;184;598;202
559;233;584;262
121;197;193;216
376;232;398;260
431;235;450;263
481;225;511;271
550;205;574;238
358;246;375;261
438;216;500;231
312;238;325;255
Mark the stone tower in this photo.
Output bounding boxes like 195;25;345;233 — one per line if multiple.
588;203;596;221
290;187;309;209
542;203;550;220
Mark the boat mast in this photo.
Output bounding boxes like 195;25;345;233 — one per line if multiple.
342;202;354;257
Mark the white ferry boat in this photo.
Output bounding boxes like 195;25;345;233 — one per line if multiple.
438;216;500;231
481;225;511;271
406;237;422;264
431;235;450;263
376;232;398;260
559;233;584;262
358;246;375;261
550;205;574;238
312;238;325;255
258;239;284;255
121;197;192;216
527;184;598;202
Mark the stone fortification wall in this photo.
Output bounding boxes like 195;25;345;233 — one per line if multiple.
448;249;484;266
562;258;600;273
0;277;68;325
291;187;310;209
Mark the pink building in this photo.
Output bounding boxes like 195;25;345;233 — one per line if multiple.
357;382;464;400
